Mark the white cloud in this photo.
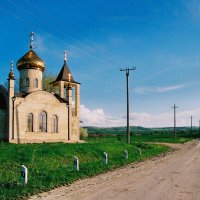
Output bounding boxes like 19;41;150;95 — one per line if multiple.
80;104;200;128
135;84;185;94
80;104;126;127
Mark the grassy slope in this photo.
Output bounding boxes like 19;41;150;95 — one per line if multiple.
0;138;170;200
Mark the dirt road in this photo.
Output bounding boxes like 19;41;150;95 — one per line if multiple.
30;140;200;200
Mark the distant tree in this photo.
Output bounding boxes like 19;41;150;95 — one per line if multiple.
80;128;88;140
42;71;57;92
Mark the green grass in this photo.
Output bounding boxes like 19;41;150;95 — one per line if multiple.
131;133;192;143
88;130;199;144
1;130;198;200
0;139;170;200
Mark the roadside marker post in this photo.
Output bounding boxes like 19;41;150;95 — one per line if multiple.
73;156;79;171
124;150;128;159
21;165;28;185
103;152;108;165
138;148;142;156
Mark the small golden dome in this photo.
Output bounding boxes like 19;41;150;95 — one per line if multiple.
17;50;45;72
8;71;15;79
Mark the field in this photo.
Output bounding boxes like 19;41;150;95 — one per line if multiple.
85;126;198;136
0;128;198;200
87;126;199;143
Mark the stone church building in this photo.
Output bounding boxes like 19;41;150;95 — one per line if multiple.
0;33;80;143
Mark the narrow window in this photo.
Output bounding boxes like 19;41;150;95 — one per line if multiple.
26;78;29;87
39;111;47;132
34;78;38;88
27;113;33;132
52;115;58;133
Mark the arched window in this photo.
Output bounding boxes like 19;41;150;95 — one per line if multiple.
27;113;33;132
25;78;29;87
39;111;47;132
52;115;58;133
34;78;38;88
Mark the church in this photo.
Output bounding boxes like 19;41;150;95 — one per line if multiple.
0;33;80;143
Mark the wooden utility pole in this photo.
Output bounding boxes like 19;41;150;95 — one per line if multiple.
171;104;178;139
190;116;193;133
120;67;136;144
199;120;200;137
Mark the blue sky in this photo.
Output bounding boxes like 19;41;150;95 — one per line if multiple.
0;0;200;127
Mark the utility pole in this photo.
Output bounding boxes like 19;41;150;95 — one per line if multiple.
171;104;178;139
190;116;193;134
120;67;136;144
199;120;200;137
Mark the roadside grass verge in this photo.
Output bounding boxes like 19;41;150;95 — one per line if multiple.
0;140;169;200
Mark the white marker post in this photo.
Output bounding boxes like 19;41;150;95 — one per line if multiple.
21;165;28;185
102;152;108;165
124;150;128;159
138;148;142;156
73;156;79;171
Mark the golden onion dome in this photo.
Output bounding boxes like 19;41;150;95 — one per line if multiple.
17;50;45;72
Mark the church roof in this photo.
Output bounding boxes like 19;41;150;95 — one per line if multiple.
51;61;80;84
17;50;45;72
17;32;45;72
15;93;28;98
55;61;74;82
54;93;68;103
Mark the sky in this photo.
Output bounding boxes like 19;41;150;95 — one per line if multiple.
0;0;200;127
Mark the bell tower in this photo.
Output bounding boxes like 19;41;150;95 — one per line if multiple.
50;51;80;140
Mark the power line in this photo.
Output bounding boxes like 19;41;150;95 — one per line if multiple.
120;67;136;144
7;0;123;67
0;5;111;67
25;0;124;64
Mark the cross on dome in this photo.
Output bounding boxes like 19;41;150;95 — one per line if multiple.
30;32;35;50
64;50;68;62
8;60;15;79
10;60;14;72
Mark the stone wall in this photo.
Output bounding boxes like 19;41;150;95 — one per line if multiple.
19;69;43;93
71;115;80;140
9;90;80;143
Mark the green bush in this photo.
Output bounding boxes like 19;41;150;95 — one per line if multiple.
117;135;123;141
80;128;88;140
